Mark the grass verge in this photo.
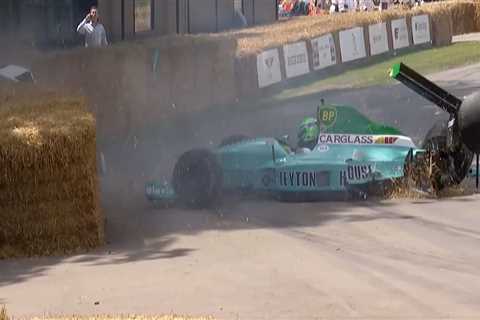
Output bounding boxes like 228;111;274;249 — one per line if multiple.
274;41;480;102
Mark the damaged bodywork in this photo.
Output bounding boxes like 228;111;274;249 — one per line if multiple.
145;63;479;209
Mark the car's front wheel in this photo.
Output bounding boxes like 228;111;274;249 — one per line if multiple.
172;149;223;209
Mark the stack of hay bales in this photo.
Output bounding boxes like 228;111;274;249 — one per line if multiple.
474;1;480;32
233;0;479;56
0;84;103;258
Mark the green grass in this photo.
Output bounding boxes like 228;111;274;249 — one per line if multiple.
274;41;480;102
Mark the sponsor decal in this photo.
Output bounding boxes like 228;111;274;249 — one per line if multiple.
315;144;330;152
257;48;282;88
318;106;337;130
278;171;330;188
261;169;277;187
318;134;400;145
373;34;382;44
369;22;388;56
351;33;359;56
374;136;399;144
414;21;428;33
340;164;373;186
146;183;163;196
311;34;336;70
283;41;310;78
287;53;307;66
339;27;367;62
412;15;430;45
391;18;409;49
318;134;374;145
262;174;272;187
262;171;274;187
265;57;274;68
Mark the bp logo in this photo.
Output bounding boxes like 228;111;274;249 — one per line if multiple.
265;57;274;69
318;106;337;131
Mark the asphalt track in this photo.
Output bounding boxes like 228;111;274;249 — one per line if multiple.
2;63;480;319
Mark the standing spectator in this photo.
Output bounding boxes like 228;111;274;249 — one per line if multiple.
330;0;339;13
233;8;248;28
345;0;357;11
379;0;392;10
77;6;108;48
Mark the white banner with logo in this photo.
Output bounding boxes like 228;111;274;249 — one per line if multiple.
339;27;367;62
283;41;310;78
311;33;337;70
391;18;409;49
412;15;431;45
368;22;389;56
257;48;282;88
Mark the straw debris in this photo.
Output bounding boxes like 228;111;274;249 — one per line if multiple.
30;317;214;320
0;308;215;320
0;306;8;320
0;83;103;259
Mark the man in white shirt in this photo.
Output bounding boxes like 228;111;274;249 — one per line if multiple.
77;6;108;48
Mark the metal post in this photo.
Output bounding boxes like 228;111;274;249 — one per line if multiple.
151;0;155;30
275;0;278;20
215;0;218;32
176;0;179;33
186;0;191;34
252;0;256;25
476;153;479;189
121;0;125;40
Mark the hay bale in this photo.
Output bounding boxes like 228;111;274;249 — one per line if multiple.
474;1;480;32
0;84;103;259
427;5;454;46
450;2;475;35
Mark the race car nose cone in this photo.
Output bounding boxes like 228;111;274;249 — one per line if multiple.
459;92;480;154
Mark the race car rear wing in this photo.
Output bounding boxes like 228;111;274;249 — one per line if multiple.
389;63;462;115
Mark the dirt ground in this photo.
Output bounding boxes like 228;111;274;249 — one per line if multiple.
2;63;480;319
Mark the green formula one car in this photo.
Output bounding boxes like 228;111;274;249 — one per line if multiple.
146;102;430;208
145;63;479;208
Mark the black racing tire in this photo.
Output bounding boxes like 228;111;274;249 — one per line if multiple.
422;120;474;190
219;134;250;147
422;120;448;151
421;120;449;191
172;149;223;209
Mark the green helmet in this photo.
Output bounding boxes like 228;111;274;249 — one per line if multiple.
298;117;319;149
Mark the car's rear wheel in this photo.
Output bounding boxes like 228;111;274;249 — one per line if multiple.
421;120;449;191
172;149;223;209
421;120;473;192
219;134;250;147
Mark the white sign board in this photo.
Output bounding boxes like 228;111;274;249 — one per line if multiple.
283;41;310;78
391;18;409;49
257;48;282;88
311;33;337;70
412;15;431;45
339;27;367;62
368;22;389;56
